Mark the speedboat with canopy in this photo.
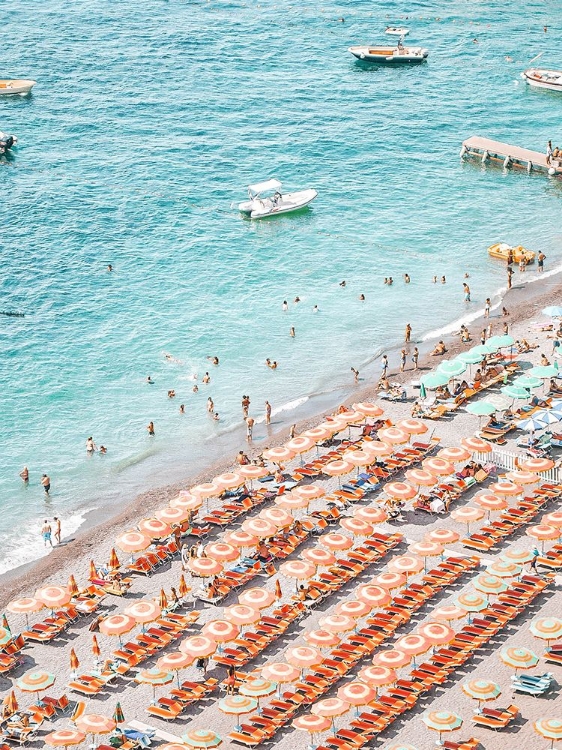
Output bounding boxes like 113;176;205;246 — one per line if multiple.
348;28;428;65
522;68;562;92
238;179;317;219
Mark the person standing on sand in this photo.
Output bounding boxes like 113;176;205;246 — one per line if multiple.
507;266;514;289
41;520;53;547
405;324;411;343
242;395;250;418
147;421;155;436
484;298;491;318
265;401;271;425
351;367;359;382
53;517;61;544
245;416;255;441
538;252;546;272
381;355;388;379
412;347;419;370
503;322;509;335
20;466;29;483
41;474;51;495
289;424;296;439
400;349;406;372
480;329;487;345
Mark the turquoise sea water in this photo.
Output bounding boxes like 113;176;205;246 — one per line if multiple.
2;0;562;574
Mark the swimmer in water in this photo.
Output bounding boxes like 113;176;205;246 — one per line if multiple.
202;372;210;384
147;421;155;436
207;397;214;412
207;356;219;365
282;301;288;311
290;327;295;337
147;376;154;384
107;264;113;272
20;466;29;483
168;390;176;398
179;404;185;414
312;305;319;312
193;385;199;393
359;294;365;301
213;412;220;421
404;273;410;283
351;367;359;383
339;280;346;287
86;437;96;452
294;297;300;304
99;445;107;454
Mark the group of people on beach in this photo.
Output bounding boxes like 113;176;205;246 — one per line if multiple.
41;517;61;547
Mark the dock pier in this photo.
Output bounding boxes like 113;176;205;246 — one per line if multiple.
460;135;562;175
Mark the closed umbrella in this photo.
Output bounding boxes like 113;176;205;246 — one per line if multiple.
500;646;539;673
69;648;80;676
178;575;191;599
182;729;222;749
92;634;101;657
113;702;125;725
422;710;463;745
2;691;18;717
534;718;562;749
218;695;258;732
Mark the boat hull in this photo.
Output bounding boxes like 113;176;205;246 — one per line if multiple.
0;79;36;95
523;69;562;92
488;242;535;264
239;189;317;219
348;46;428;64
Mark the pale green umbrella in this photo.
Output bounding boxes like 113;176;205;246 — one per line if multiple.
513;375;543;390
466;402;496;416
542;306;562;318
419;382;427;400
420;372;450;389
458;350;483;365
501;385;530;400
471;344;496;356
438;360;467;378
530;365;559;379
487;334;515;348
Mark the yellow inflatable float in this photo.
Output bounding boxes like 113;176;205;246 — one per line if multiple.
488;242;535;264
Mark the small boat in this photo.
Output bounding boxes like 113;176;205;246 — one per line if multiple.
348;28;428;65
0;79;36;96
488;242;535;265
522;68;562;92
0;131;17;155
238;179;317;219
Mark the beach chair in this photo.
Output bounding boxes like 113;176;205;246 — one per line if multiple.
473;704;518;729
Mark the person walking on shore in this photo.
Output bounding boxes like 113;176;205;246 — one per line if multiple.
246;416;255;441
265;400;271;425
351;367;359;382
289;424;296;439
538;251;546;272
404;323;411;343
381;355;388;379
53;517;61;544
41;520;53;547
400;349;406;372
484;298;491;318
507;266;514;289
41;474;51;495
412;347;419;370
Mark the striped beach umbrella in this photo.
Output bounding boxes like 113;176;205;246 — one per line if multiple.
318;614;355;634
474;573;508;596
455;591;487;618
304;629;341;650
293;714;331;748
189;558;223;577
451;506;484;533
426;528;460;545
75;714;116;738
261;662;300;695
279;560;316;588
239;587;276;610
355;584;391;608
518;457;555;473
319;532;353;551
500;547;535;564
302;547;336;567
138;517;171;539
437;446;471;462
408;541;444;570
438;360;467;378
292;483;326;501
490;480;524;497
223;605;261;627
241;518;277;539
215;472;244;490
259;507;293;528
135;668;174;700
353;506;388;524
0;625;11;647
422;710;463;743
543;511;562;528
223;530;259;548
357;665;397;692
311;697;350;731
486;560;522;578
475;492;508;516
157;652;194;685
337;681;377;714
7;597;44;627
505;470;539;485
530;365;559;379
286;645;323;671
345;449;375;469
170;492;203;511
363;440;394;457
181;634;218;657
240;678;277;713
371;572;406;590
500;646;539;672
116;530;151;554
113;702;125;725
124;600;161;625
182;729;222;748
263;446;295;463
405;469;438;487
99;614;135;640
527;524;560;551
462;679;501;706
200;620;240;643
352;402;384;417
336;599;372;618
156;506;191;525
460;436;493;453
275;492;310;511
302;426;334;442
16;670;55;693
238;465;269;481
422;457;455;476
218;694;258;731
373;648;410;669
418;622;455;646
340;517;374;536
534;718;562;748
45;729;86;747
388;555;423;576
530;617;562;643
204;542;239;562
431;605;466;624
35;585;71;609
385;481;417;501
397;418;428;435
192;481;222;499
395;634;431;664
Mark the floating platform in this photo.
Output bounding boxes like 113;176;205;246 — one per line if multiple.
460;135;562;175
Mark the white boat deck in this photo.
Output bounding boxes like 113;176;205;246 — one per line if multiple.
462;135;562;174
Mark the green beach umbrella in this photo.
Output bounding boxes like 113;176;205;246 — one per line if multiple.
542;306;562;318
487;334;515;348
113;702;125;725
438;360;467;378
530;365;558;379
514;375;543;389
419;382;427;399
182;728;223;748
466;402;496;416
458;350;483;365
471;344;496;356
420;371;450;389
501;385;530;400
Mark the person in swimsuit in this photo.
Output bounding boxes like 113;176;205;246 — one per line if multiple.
41;474;51;494
53;517;61;544
42;520;53;547
20;466;29;483
147;421;155;436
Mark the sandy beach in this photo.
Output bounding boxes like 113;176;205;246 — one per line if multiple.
0;270;561;750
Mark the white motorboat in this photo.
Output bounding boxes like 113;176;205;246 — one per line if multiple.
238;179;317;219
0;79;36;95
522;68;562;92
348;28;428;65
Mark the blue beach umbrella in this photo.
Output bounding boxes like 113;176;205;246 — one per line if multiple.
458;351;484;365
542;306;562;318
420;371;451;389
517;416;548;432
534;409;561;425
501;385;531;400
530;365;559;379
513;375;543;390
466;402;496;416
438;360;467;378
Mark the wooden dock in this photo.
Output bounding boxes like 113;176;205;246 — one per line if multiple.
461;135;562;175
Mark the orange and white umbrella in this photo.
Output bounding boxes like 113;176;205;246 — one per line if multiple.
286;645;323;670
215;472;245;491
75;714;116;737
35;586;71;609
189;558;223;577
395;634;431;662
275;492;310;511
356;584;391;608
116;530;151;553
526;524;559;550
223;530;259;548
155;506;190;525
461;436;493;453
259;507;293;528
293;484;326;501
302;426;334;442
261;662;300;694
279;560;316;587
518;457;554;472
302;547;336;567
263;446;295;463
311;697;350;729
336;410;365;424
451;506;484;532
138;517;172;539
378;427;410;445
437;446;471;462
223;605;260;627
474;492;508;515
324;460;354;478
431;605;466;624
157;651;194;684
170;492;203;512
373;648;410;669
408;541;444;569
336;599;372;618
388;555;423;576
318;614;355;634
529;616;562;643
505;470;539;485
543;510;562;528
352;402;384;417
405;469;438;487
319;532;353;551
397;418;428;435
135;668;174;699
340;518;373;537
357;665;397;691
304;629;341;649
422;457;454;476
200;621;240;643
418;622;455;646
286;436;315;454
345;450;374;468
67;575;79;596
241;518;278;538
239;588;276;609
204;542;239;562
371;572;406;590
489;480;523;497
99;614;135;638
192;481;222;499
16;670;55;693
181;635;218;657
337;681;377;710
426;528;460;545
385;481;417;501
487;560;522;578
293;714;331;743
363;440;394;457
45;729;86;747
238;465;269;481
124;600;161;625
7;597;44;626
353;506;387;524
